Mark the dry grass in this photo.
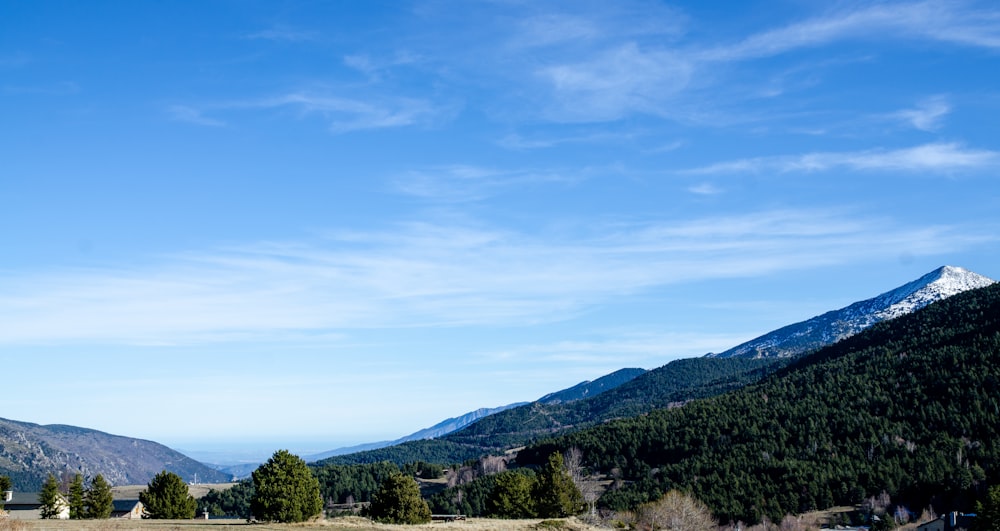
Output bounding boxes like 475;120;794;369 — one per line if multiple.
4;516;601;531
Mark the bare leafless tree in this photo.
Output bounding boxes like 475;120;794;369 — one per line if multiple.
479;455;507;475
564;447;601;518
637;490;718;530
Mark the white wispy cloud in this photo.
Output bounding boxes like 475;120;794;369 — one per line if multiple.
508;2;685;50
343;51;421;81
392;164;579;202
170;92;443;133
482;331;753;367
687;183;723;195
701;1;1000;62
166;105;226;127
497;130;643;150
522;1;998;124
244;26;320;43
511;13;602;48
538;43;693;121
257;93;438;132
684;142;1000;175
891;95;951;131
0;211;988;346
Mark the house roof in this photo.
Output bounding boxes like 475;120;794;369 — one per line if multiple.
111;499;141;512
4;492;42;506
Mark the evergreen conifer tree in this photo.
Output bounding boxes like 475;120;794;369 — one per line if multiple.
250;450;323;523
973;485;1000;531
487;471;535;518
38;474;63;519
532;452;584;518
369;472;432;524
140;470;197;519
84;474;113;519
68;474;85;519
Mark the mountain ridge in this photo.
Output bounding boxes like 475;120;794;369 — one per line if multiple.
537;368;647;404
707;265;994;359
0;417;230;490
321;265;993;467
307;367;648;463
304;403;528;463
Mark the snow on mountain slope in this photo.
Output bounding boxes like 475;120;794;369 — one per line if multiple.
708;266;995;359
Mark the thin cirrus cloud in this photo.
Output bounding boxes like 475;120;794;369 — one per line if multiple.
168;92;441;132
167;105;226;127
526;2;997;123
482;332;755;366
683;143;1000;175
537;43;693;122
0;211;986;346
392;164;580;202
891;96;951;131
687;183;723;195
699;1;1000;62
256;93;438;132
244;26;321;43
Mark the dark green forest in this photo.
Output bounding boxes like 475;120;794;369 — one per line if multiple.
513;282;1000;523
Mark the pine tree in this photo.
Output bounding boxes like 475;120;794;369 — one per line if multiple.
140;470;197;519
973;485;1000;531
487;471;535;518
532;452;584;518
84;474;113;519
250;450;323;523
69;474;85;519
39;474;64;519
369;472;432;524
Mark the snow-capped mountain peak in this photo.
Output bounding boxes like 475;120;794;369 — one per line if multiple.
868;265;995;322
708;266;995;359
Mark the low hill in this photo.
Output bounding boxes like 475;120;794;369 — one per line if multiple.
0;418;231;490
515;281;1000;523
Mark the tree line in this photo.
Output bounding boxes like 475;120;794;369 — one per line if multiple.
35;472;113;519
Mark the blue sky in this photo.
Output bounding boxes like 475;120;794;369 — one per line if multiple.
2;0;999;461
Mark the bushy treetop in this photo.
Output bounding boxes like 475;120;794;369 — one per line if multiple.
251;449;323;523
140;470;197;519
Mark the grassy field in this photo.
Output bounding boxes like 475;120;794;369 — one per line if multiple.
1;516;602;531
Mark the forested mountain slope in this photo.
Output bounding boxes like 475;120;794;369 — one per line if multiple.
318;357;782;466
537;368;647;404
0;418;230;490
517;282;1000;524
